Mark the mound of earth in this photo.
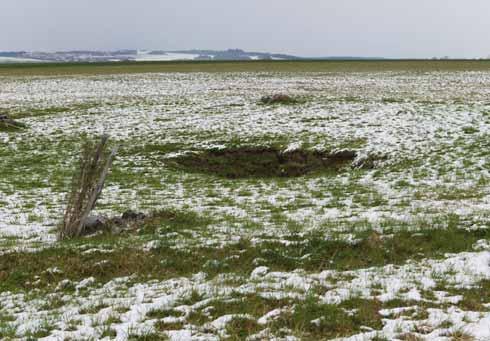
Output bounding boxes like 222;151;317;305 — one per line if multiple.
260;94;298;105
167;147;357;178
82;210;147;236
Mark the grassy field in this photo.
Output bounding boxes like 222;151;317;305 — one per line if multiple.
1;62;490;340
1;59;490;76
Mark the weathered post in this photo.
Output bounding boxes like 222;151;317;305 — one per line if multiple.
58;135;117;240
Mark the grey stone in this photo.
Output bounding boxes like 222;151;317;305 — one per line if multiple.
82;215;109;235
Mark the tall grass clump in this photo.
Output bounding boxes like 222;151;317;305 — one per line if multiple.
58;135;117;240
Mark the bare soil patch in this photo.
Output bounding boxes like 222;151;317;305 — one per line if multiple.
168;147;357;178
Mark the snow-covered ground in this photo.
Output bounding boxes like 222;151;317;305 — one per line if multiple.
0;70;489;340
133;52;200;61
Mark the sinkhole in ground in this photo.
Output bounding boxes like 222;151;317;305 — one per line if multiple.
168;147;357;178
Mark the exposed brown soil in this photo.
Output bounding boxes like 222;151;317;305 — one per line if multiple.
167;147;357;178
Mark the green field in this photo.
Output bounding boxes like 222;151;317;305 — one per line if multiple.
1;59;490;76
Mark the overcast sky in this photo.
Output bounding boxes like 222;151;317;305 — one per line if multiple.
1;0;489;58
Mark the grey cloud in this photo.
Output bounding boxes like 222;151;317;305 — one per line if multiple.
1;0;489;58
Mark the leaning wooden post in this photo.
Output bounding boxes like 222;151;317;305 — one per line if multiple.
58;135;118;240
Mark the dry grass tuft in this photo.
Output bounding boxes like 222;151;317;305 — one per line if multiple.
398;333;425;341
449;330;475;341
